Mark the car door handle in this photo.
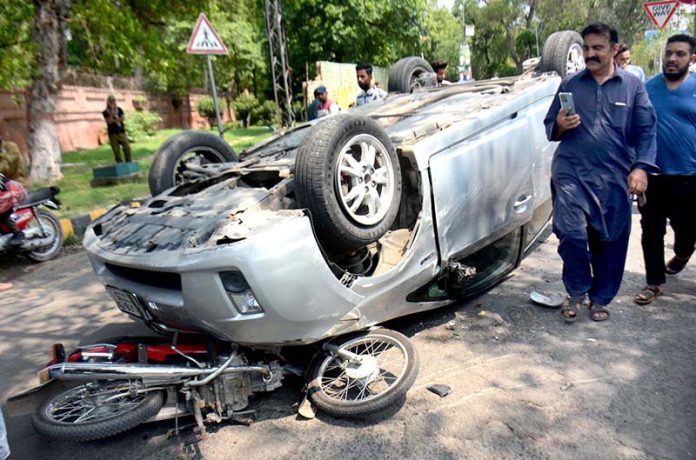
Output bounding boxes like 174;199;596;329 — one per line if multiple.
514;194;533;211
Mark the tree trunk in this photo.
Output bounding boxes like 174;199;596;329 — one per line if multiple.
27;0;72;183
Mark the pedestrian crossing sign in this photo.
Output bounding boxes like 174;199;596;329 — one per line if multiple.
642;1;679;30
186;13;229;55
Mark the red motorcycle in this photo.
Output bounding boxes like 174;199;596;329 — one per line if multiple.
0;186;64;262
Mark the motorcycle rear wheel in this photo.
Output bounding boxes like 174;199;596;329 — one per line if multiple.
32;381;164;442
25;210;63;262
307;329;419;418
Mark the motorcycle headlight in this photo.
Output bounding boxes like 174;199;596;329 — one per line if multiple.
220;271;263;314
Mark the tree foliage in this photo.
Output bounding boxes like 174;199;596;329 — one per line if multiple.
423;3;464;82
0;2;35;91
282;0;427;74
0;0;663;95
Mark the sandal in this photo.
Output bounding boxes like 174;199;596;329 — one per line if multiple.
589;304;609;322
666;256;689;275
561;298;578;324
634;285;662;305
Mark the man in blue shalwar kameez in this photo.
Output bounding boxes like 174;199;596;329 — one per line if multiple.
543;23;657;322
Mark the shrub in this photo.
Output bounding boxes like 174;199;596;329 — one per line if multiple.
196;97;228;128
125;110;162;142
251;100;280;126
132;95;147;112
223;120;240;130
232;94;259;128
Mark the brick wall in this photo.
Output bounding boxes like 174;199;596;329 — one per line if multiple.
0;87;230;155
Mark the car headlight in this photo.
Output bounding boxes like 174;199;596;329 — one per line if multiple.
220;271;263;314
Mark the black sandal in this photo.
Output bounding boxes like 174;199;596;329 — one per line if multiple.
561;299;578;324
634;285;662;305
589;304;609;322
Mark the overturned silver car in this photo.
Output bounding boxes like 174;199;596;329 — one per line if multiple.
32;31;584;441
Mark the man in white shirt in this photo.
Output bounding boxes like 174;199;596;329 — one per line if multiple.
616;44;646;82
355;63;386;106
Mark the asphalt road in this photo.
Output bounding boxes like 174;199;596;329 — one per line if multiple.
1;211;695;460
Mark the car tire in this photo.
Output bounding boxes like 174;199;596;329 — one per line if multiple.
539;30;585;77
388;57;434;93
148;130;237;196
307;329;419;418
295;114;402;254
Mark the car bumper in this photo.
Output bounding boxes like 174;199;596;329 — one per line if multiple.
84;213;363;345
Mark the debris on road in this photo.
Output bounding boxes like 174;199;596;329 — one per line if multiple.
560;382;574;391
297;396;317;419
427;384;452;398
529;291;565;308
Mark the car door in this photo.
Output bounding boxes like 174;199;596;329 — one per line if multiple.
429;111;536;262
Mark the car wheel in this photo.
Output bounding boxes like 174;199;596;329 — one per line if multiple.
540;31;585;77
307;329;419;418
295;114;402;254
148;131;237;196
388;57;434;93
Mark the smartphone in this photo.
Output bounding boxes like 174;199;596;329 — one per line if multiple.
558;92;576;116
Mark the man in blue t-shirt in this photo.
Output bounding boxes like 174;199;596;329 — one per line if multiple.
634;34;696;305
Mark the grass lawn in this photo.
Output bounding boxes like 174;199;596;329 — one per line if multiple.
49;127;273;218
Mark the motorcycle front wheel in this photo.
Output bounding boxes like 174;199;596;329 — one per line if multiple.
307;328;419;418
32;381;164;442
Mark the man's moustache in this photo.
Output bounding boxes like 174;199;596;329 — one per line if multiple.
586;57;600;63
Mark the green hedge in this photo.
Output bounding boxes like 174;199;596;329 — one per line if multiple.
196;97;228;128
125;110;162;142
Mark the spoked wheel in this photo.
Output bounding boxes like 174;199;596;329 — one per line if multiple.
24;210;63;262
307;329;419;418
33;381;164;442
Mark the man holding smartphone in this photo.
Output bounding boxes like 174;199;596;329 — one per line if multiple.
634;34;696;305
543;23;657;323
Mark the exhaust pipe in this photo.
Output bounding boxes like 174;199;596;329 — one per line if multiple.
45;361;271;382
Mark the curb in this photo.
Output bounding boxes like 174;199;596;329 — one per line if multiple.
58;198;145;241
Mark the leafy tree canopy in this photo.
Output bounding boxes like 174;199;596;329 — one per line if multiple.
0;0;667;94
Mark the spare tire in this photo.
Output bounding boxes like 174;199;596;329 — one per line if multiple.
148;131;237;196
539;31;584;77
388;57;434;93
295;114;402;254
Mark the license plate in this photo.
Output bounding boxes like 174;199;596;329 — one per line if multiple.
107;287;144;318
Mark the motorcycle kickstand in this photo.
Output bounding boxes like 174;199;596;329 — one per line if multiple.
191;394;209;440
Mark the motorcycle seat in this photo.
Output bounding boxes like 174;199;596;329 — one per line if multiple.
17;187;60;207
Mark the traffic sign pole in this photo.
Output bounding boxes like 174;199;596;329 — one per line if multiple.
186;13;229;138
206;56;224;137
